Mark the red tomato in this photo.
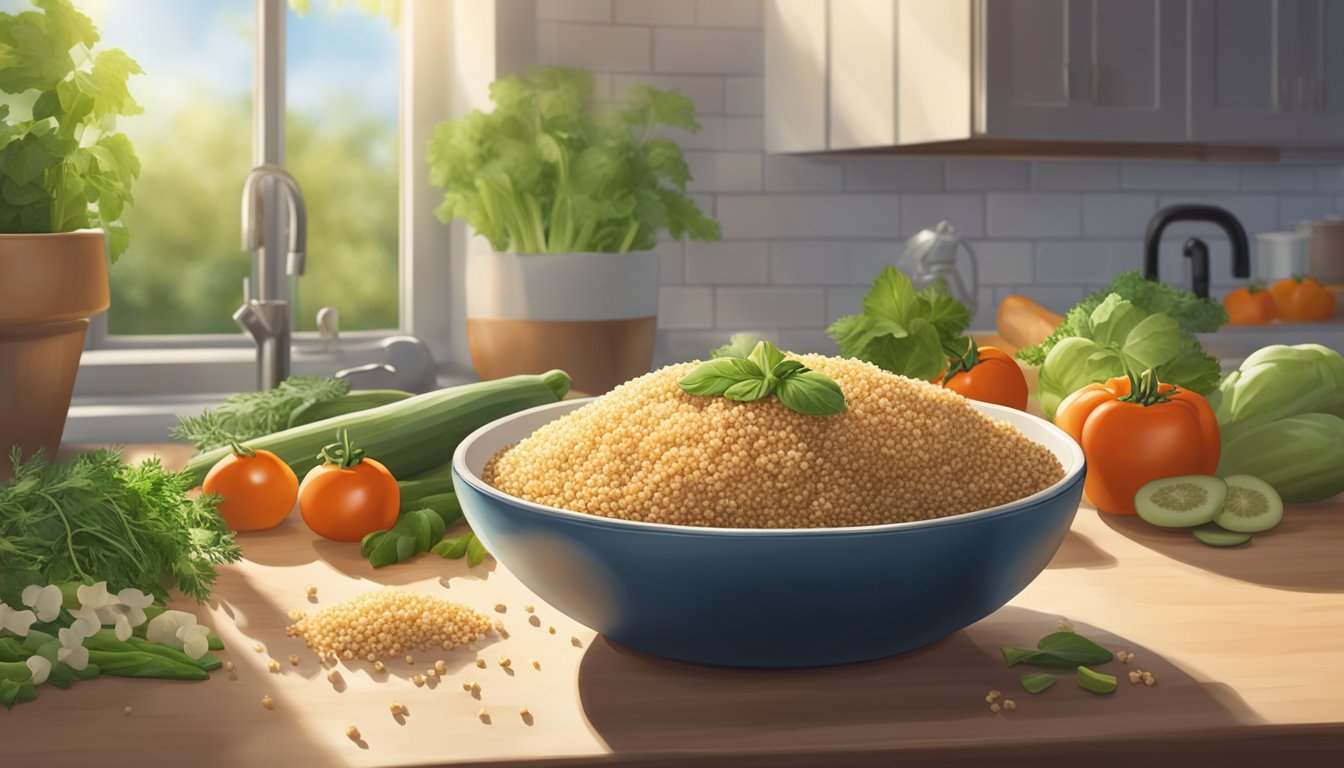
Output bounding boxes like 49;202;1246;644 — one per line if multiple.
940;341;1029;411
1054;372;1220;516
298;430;400;542
202;444;298;532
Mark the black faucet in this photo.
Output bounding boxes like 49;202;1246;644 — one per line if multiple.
1143;204;1251;298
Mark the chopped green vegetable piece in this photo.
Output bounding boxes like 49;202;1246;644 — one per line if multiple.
1192;523;1253;547
465;535;487;567
1020;673;1057;694
1076;666;1117;694
1001;631;1113;667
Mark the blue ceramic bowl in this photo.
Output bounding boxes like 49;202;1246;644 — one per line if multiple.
453;398;1085;668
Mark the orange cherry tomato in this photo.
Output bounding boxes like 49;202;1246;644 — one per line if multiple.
1223;282;1277;325
202;444;298;532
1270;275;1336;322
298;430;400;542
1054;371;1220;516
941;341;1029;411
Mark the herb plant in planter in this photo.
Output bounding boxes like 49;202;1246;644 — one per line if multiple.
0;0;142;475
428;66;719;394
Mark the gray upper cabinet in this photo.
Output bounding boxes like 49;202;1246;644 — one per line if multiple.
1188;0;1298;142
1297;0;1344;144
982;0;1187;142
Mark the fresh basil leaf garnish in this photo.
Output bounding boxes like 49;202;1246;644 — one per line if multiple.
678;340;845;415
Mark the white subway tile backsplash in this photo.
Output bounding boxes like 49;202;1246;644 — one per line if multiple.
1000;284;1088;314
538;0;612;22
825;286;869;320
546;23;650;70
847;242;900;284
778;329;836;354
1120;162;1240;191
844;158;944;192
611;74;725;115
763;155;845;192
615;0;694;25
975;241;1035;284
685;151;763;193
685;241;769;284
657;236;685;283
715;287;826;328
654;28;764;75
724;77;764;116
945;160;1030;191
1239;165;1315;192
718;195;902;239
1032;161;1120;190
900;194;984;237
658;287;714;329
662;117;764;151
1315;166;1344;192
987;193;1082;238
1082;193;1156;237
696;0;762;28
1278;196;1337;229
769;242;850;285
1034;241;1138;284
657;330;773;366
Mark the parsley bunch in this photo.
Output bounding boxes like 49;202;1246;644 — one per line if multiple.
171;375;351;451
0;0;143;259
0;449;241;604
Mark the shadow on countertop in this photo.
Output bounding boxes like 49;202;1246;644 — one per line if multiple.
1098;497;1344;593
576;607;1270;765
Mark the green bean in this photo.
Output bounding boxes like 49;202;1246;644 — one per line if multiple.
86;650;208;680
0;661;33;683
0;638;28;662
0;678;38;709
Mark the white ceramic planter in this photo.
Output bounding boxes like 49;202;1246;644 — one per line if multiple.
465;249;659;394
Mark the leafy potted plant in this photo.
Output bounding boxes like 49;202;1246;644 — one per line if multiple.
0;0;142;476
427;67;720;394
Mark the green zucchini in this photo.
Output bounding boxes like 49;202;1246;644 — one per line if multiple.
398;472;456;510
287;389;413;428
184;370;570;485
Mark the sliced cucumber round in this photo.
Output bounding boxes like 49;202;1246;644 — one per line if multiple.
1192;524;1253;547
1134;475;1227;528
1213;475;1284;534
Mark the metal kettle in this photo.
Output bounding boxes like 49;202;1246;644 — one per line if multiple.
898;220;979;316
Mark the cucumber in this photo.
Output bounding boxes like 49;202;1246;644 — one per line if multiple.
1192;524;1253;547
398;472;456;511
1212;475;1284;534
1134;475;1226;528
287;390;413;428
183;370;570;486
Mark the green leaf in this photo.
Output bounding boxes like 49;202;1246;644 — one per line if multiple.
1120;312;1181;371
1076;666;1117;694
771;360;807;379
465;535;487;567
433;533;473;560
776;371;846;415
746;340;786;374
1000;632;1113;667
710;333;764;360
921;283;972;339
862;266;919;323
861;319;945;383
1087;294;1144;348
723;376;774;402
679;357;763;397
1020;673;1057;694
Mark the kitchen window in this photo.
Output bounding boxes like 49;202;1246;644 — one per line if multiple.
65;0;482;439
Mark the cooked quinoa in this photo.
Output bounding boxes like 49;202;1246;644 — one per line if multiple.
482;355;1064;528
286;590;494;661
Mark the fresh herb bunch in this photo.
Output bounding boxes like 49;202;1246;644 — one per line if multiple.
1018;270;1227;366
828;267;972;382
680;340;846;416
709;333;765;360
172;375;350;451
0;449;241;603
0;0;143;259
427;66;720;254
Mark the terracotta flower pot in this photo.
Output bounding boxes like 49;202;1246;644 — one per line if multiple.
0;231;110;480
465;249;658;395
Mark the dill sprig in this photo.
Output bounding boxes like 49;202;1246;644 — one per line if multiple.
171;375;350;451
0;448;242;603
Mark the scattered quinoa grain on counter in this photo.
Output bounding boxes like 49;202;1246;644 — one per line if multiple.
494;603;506;613
261;695;275;710
390;702;404;716
288;654;300;666
571;636;582;647
306;586;318;598
223;660;235;672
519;706;530;717
989;702;1001;714
425;668;437;679
524;604;535;613
531;658;541;670
548;626;557;635
1003;699;1017;711
478;707;490;722
985;690;1002;703
267;658;280;673
482;357;1064;528
327;670;341;684
286;590;493;662
373;661;386;673
498;655;512;668
435;660;447;674
253;643;264;653
475;658;487;669
124;706;132;716
412;674;426;687
345;725;361;741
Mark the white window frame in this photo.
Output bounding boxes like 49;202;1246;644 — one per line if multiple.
67;0;538;441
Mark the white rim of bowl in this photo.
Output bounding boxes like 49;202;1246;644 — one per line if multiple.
453;397;1086;537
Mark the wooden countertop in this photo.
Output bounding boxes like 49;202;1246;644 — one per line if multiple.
8;444;1343;767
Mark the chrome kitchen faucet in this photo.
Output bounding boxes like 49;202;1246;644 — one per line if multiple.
236;164;307;390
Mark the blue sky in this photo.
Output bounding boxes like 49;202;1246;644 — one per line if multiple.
1;0;399;123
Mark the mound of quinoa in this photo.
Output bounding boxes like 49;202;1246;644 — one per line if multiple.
482;355;1065;528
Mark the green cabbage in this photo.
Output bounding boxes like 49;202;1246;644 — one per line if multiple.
1215;344;1344;431
1217;413;1344;503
